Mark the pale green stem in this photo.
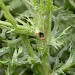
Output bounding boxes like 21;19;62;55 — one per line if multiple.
0;0;18;29
24;36;35;57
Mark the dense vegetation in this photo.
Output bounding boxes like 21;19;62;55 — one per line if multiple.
0;0;75;75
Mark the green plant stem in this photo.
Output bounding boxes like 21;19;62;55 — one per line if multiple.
33;63;50;75
44;0;53;45
33;0;53;75
24;35;35;57
42;0;53;74
68;0;75;8
0;0;18;29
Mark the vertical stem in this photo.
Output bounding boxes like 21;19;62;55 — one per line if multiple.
42;0;53;74
0;0;18;29
33;0;53;75
24;35;35;58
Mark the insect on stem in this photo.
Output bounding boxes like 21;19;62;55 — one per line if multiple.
36;32;45;40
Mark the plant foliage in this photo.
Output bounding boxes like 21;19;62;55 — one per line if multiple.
0;0;75;75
